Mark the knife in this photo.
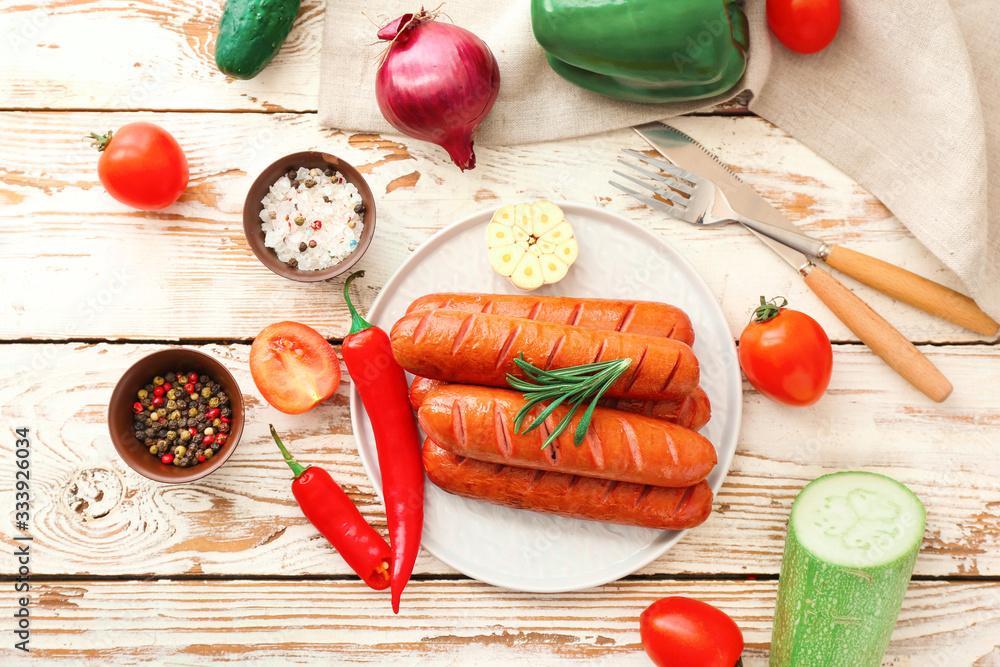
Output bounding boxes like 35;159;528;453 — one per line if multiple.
634;121;954;402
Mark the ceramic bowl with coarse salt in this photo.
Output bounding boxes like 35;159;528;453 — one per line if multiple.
243;151;377;282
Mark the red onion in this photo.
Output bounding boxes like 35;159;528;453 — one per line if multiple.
375;10;500;171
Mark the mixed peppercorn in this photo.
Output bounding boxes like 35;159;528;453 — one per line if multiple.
132;371;232;468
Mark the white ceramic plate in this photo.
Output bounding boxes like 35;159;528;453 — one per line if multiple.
349;202;741;592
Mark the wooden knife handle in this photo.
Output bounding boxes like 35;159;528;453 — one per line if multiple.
803;265;953;403
825;245;999;337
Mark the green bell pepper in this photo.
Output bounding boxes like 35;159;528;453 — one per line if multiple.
531;0;749;103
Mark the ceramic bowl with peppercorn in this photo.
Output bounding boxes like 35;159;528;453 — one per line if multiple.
108;348;245;483
243;151;377;282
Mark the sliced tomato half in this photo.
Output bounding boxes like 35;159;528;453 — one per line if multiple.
250;321;342;415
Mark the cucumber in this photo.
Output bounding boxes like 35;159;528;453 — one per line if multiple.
215;0;301;80
769;472;926;667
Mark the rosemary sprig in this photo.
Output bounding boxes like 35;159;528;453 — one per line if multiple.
506;354;632;450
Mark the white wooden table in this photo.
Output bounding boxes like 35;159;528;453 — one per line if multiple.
2;2;999;664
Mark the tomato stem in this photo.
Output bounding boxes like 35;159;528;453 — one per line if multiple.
86;130;114;152
751;295;787;323
735;658;744;667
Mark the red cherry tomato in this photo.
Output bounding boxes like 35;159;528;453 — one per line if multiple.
738;297;833;406
767;0;841;54
640;597;744;667
249;321;342;415
89;122;189;210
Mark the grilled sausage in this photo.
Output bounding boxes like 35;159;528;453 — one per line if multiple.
423;440;714;530
406;293;695;345
409;376;712;432
417;385;717;487
391;310;699;401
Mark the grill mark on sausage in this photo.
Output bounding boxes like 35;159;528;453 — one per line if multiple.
493;399;513;460
634;484;654;509
584;429;604;470
591;339;607;364
663;430;679;466
601;479;618;502
665;322;676;339
543;334;566;371
526;300;543;321
623;345;649;392
412;310;435;344
615;303;636;332
671;484;695;517
618;417;642;471
538;416;559;465
526;468;546;490
566;475;581;492
568;303;584;326
480;298;496;314
451;399;467;449
491;462;506;476
494;324;522;369
677;396;693;429
451;314;476;355
658;352;682;394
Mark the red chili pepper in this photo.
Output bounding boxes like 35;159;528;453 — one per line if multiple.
270;426;391;591
342;271;423;614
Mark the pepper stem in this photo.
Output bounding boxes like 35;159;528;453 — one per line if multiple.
751;295;787;323
270;424;309;479
86;130;113;152
344;271;374;336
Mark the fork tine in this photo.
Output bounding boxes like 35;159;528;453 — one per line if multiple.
609;180;688;220
616;158;696;196
612;170;691;212
622;149;699;186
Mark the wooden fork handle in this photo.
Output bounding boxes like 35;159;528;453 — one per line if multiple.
824;245;999;337
803;265;953;403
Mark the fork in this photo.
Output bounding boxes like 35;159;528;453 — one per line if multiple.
612;149;957;403
612;149;830;256
612;150;999;337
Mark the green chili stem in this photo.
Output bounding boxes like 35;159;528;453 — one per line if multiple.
344;271;374;335
270;424;309;479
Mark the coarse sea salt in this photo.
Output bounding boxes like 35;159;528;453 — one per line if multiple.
259;167;364;271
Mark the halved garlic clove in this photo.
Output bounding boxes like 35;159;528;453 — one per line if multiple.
509;252;544;290
488;244;526;277
540;254;570;284
530;200;564;237
486;221;515;248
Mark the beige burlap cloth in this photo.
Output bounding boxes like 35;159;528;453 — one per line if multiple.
319;0;1000;322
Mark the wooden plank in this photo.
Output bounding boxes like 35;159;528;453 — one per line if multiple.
2;343;998;578
0;1;751;115
0;112;988;343
16;578;1000;665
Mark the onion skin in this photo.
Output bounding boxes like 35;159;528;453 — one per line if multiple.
376;12;500;171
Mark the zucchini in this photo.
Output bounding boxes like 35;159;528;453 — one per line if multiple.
215;0;301;80
769;472;926;667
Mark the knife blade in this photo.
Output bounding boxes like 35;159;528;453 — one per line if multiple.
633;122;813;275
634;121;999;338
633;121;953;402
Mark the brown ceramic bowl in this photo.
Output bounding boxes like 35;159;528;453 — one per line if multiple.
108;349;245;483
243;151;376;282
